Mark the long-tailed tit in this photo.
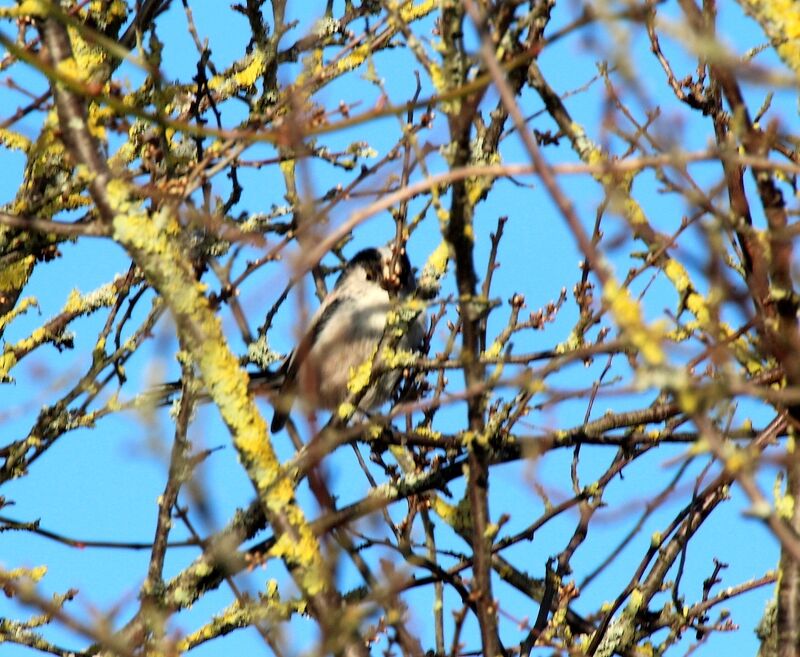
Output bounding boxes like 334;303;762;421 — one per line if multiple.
270;246;425;432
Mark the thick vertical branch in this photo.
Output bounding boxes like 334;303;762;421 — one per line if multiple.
679;4;800;656
38;11;366;657
139;368;195;648
779;447;800;657
439;3;499;655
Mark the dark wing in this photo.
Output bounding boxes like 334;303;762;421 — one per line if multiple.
270;296;345;432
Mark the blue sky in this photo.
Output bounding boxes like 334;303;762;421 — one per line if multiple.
0;1;791;655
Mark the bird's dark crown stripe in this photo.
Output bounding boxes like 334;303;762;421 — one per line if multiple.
336;248;382;288
348;248;383;266
333;246;414;294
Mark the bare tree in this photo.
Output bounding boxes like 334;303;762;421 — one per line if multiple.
1;1;798;656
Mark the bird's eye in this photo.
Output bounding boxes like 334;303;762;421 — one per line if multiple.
365;272;374;281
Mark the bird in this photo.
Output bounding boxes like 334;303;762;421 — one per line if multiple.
270;246;426;433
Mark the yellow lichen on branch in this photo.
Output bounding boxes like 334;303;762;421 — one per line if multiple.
571;122;717;345
603;279;666;367
209;49;267;95
737;0;800;75
0;256;35;299
0;276;121;380
0;128;32;153
106;180;327;598
1;565;48;583
177;583;302;652
397;0;437;23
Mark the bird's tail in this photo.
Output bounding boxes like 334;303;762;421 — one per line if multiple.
141;369;284;408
